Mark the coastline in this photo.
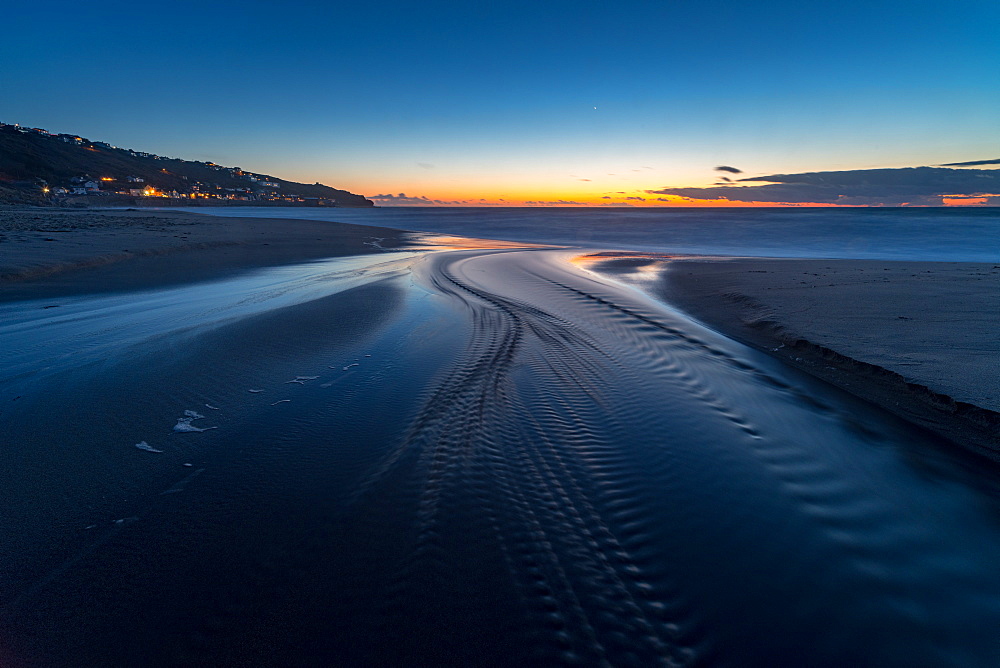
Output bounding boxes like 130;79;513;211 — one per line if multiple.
6;209;1000;663
592;255;1000;458
5;207;998;457
0;207;418;302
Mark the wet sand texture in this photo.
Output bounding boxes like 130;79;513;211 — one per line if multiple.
655;258;1000;455
5;212;1000;665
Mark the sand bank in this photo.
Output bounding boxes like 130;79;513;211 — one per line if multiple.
629;257;1000;456
0;207;417;301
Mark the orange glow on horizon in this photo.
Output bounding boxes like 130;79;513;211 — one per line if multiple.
943;195;993;206
365;191;862;208
362;189;995;208
340;175;996;208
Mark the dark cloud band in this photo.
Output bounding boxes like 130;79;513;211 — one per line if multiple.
648;167;1000;205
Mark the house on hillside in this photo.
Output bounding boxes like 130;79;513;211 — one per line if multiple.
69;177;100;192
126;175;144;183
13;125;50;135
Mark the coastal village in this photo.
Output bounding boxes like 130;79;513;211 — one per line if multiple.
0;122;369;206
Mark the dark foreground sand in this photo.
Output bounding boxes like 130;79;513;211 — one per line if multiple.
650;257;1000;456
6;210;1000;664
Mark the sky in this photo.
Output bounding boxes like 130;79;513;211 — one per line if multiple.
2;0;999;206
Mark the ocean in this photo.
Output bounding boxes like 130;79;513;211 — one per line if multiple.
178;205;1000;261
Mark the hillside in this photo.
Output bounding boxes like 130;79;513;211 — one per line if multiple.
0;123;373;207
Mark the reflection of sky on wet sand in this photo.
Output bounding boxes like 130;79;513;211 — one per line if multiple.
570;251;692;293
407;232;555;251
0;253;417;385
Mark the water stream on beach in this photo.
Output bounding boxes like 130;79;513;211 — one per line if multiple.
3;245;1000;665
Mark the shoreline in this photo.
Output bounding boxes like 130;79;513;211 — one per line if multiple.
0;207;420;302
589;254;1000;459
5;208;998;457
6;209;1000;663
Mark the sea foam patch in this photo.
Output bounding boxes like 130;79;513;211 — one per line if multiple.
173;410;217;433
285;376;319;384
134;441;163;453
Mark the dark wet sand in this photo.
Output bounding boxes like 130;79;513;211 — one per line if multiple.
5;211;1000;665
589;254;1000;457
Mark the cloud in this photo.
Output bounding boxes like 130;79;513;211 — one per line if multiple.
417;162;435;169
715;165;743;174
578;178;591;182
624;196;646;201
369;193;469;206
939;158;1000;167
369;192;431;204
647;166;1000;205
523;200;586;205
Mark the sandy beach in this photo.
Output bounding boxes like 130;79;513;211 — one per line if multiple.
655;258;1000;455
4;207;998;455
4;208;1000;666
0;207;418;301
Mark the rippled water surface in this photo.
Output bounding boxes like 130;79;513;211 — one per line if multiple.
3;246;1000;666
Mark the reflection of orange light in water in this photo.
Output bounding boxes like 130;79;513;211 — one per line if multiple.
410;234;554;251
570;251;687;272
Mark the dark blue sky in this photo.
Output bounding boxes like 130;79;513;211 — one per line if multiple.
3;0;998;204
